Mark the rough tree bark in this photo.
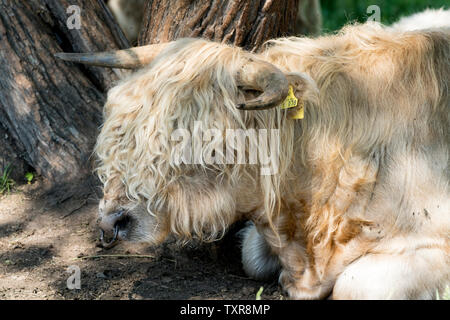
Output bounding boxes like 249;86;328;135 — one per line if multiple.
0;0;128;203
139;0;301;51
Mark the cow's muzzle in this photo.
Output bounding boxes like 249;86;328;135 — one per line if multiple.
98;209;128;248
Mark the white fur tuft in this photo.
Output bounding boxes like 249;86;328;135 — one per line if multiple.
390;8;450;31
240;222;280;280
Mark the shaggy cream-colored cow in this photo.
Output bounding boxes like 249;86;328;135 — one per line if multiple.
56;21;449;299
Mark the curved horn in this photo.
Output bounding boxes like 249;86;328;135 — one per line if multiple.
54;43;170;69
236;59;290;110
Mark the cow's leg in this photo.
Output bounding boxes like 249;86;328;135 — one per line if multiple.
242;221;334;299
332;246;450;299
277;245;334;300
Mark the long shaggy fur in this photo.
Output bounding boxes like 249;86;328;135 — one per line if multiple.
95;39;317;241
261;24;449;299
262;22;449;247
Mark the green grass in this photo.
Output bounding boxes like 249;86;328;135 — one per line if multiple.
25;172;34;184
321;0;448;33
437;286;450;300
0;164;15;194
256;286;264;300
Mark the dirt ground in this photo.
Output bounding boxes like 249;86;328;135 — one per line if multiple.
0;185;283;300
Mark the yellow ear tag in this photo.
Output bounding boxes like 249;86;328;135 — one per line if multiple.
280;86;298;109
279;85;304;119
291;99;304;119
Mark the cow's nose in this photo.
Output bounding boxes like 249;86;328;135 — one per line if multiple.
98;210;127;248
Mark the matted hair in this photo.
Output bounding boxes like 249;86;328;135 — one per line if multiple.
94;39;311;241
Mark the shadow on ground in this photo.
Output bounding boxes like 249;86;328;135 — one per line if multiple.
0;191;283;300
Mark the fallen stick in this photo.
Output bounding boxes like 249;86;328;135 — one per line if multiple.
75;254;154;260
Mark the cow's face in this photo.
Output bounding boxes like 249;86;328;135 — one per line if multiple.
97;170;239;247
68;39;311;247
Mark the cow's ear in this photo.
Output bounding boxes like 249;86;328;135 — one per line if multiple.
236;72;318;111
285;72;319;102
235;59;290;110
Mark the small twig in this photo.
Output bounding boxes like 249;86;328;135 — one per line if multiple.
162;257;177;264
75;254;155;260
146;280;170;289
62;199;88;218
228;273;250;280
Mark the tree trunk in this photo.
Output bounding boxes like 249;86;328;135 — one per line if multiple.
0;0;127;203
138;0;301;51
